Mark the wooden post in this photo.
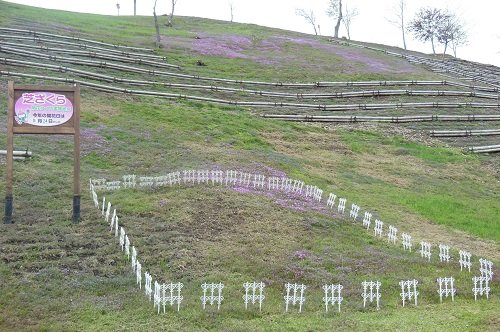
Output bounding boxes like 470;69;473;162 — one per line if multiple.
72;84;81;223
4;81;14;224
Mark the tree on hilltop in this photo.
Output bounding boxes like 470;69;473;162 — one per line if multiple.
229;2;235;22
408;7;447;54
386;0;407;50
342;3;358;40
409;7;468;57
295;8;319;35
437;13;467;57
153;0;161;47
166;0;178;27
326;0;343;38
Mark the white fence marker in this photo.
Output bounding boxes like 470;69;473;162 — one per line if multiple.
131;246;137;272
119;227;125;251
326;193;337;208
136;261;142;289
479;258;494;281
124;235;130;258
122;174;136;188
211;170;224;185
387;225;398;244
162;282;184;312
439;244;451;263
362;212;372;230
105;202;111;223
459;250;472;272
338;198;346;214
399;279;419;307
420;241;432;261
402;233;412;251
154;281;162;314
323;284;343;312
109;209;116;231
114;215;119;237
201;283;224;310
349;204;360;221
472;276;490;300
284;283;306;313
145;272;153;301
243;282;265;311
101;197;106;216
437;277;455;303
374;219;383;237
361;281;381;310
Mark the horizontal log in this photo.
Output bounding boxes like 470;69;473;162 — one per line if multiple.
262;114;500;123
0;26;155;53
0;150;32;157
0;41;180;69
468;145;500;153
0;34;167;60
2;47;497;91
4;57;499;101
430;129;500;137
3;70;500;111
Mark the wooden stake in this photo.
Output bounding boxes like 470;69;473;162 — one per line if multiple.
4;81;14;223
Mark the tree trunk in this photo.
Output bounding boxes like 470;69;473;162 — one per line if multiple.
134;0;136;16
334;0;343;38
167;0;176;27
153;1;161;48
400;3;406;50
443;41;448;57
401;26;407;49
431;37;436;54
313;24;318;35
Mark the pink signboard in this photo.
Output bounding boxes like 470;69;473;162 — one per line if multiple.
14;92;74;127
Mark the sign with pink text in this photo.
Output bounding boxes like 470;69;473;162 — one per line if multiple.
14;91;74;127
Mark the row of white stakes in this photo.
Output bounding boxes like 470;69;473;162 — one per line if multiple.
334;195;493;279
93;176;494;281
90;182;492;314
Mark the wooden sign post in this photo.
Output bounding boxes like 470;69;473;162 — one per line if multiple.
4;81;81;224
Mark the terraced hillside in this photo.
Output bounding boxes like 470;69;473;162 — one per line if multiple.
0;1;499;331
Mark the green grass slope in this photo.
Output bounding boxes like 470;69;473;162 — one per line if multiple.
0;1;499;331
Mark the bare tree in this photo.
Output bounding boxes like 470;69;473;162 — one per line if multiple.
408;7;447;54
342;3;358;40
326;0;343;38
437;13;467;57
134;0;136;16
295;8;318;35
229;2;234;22
450;26;467;57
153;0;161;48
386;0;407;49
166;0;178;27
116;3;120;16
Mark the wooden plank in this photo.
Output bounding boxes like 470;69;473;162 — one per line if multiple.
13;84;77;92
6;81;14;196
72;84;81;223
73;84;80;197
4;81;15;223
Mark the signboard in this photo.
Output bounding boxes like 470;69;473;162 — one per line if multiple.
4;82;81;224
14;92;74;127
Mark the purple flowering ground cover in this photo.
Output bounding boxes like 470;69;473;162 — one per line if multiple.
163;33;417;74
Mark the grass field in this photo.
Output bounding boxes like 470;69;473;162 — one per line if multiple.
0;1;499;331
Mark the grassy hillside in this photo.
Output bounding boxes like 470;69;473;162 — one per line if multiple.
0;1;499;331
